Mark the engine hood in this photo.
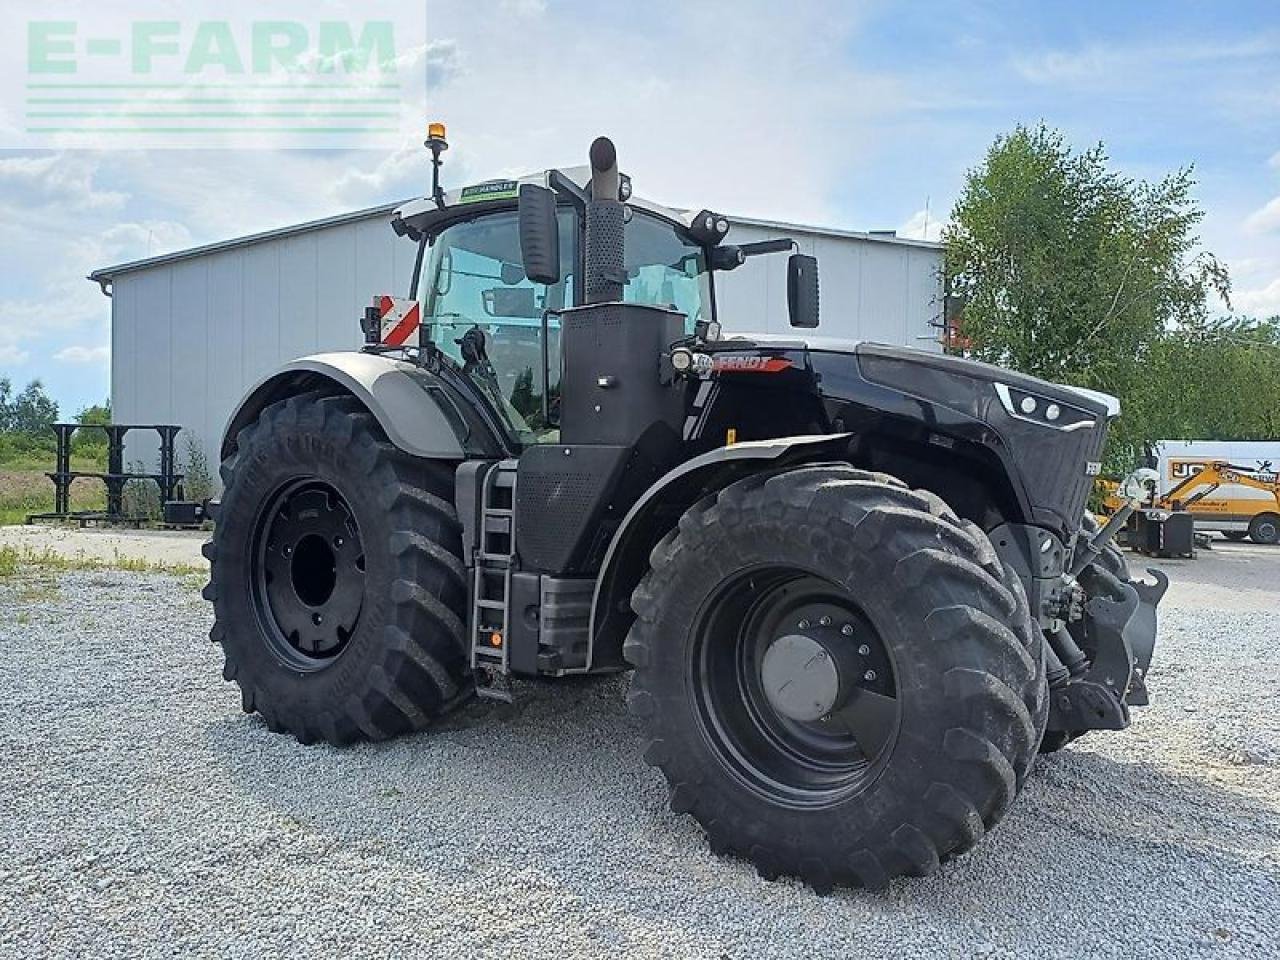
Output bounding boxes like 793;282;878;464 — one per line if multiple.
723;334;1118;420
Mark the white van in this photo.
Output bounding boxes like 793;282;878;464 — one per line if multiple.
1152;441;1280;543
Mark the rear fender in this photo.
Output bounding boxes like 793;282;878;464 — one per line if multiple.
221;352;503;462
586;433;854;671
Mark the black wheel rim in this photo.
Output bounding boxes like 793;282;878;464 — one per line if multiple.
690;567;901;809
250;479;366;671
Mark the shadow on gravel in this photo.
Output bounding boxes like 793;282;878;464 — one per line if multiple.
200;681;1279;956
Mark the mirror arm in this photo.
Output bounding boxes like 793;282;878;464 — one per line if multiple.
739;238;798;258
548;170;587;210
712;238;800;273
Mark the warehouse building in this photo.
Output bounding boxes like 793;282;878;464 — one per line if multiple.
89;202;943;481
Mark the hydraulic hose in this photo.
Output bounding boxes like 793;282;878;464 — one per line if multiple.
1048;626;1089;679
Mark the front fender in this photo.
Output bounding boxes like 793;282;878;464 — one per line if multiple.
586;433;853;671
222;352;503;462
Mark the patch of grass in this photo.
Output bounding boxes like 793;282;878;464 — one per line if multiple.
0;544;203;579
0;469;107;526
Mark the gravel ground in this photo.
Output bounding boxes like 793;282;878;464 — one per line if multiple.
1;544;1277;959
0;524;206;568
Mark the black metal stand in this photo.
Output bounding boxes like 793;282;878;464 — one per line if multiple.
28;423;188;528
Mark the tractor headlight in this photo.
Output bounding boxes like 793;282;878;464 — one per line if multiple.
994;383;1097;432
671;347;694;373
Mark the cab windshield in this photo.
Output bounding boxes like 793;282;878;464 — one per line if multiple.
420;207;710;444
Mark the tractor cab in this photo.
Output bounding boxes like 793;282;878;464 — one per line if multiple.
394;173;711;444
385;131;816;449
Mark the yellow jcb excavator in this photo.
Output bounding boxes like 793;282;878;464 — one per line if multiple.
1104;461;1280;545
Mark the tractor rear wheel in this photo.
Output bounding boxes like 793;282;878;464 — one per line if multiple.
624;465;1047;891
204;392;469;744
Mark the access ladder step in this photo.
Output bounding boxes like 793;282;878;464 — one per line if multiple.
468;457;520;688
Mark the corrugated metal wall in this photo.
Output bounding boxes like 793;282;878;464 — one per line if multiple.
111;216;419;475
718;221;943;344
108;213;942;482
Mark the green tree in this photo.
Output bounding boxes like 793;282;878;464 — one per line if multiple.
71;399;113;466
944;123;1230;467
1131;317;1280;445
5;380;59;438
75;400;112;426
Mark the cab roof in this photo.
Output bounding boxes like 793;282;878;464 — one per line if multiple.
391;165;694;242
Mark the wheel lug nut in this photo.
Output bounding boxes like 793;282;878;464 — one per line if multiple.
858;644;871;656
312;613;323;625
798;619;810;629
864;669;877;682
334;537;344;548
819;615;831;626
282;545;292;557
841;624;854;636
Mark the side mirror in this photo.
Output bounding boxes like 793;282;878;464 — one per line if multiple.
787;253;819;329
519;184;560;285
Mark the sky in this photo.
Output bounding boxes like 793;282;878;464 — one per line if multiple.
1;0;1279;414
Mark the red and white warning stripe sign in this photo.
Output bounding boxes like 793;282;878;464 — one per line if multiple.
377;296;421;347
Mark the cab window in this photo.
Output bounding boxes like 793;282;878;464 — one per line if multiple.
422;210;576;442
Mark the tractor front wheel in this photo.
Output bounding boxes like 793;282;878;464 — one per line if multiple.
204;392;469;744
624;465;1047;891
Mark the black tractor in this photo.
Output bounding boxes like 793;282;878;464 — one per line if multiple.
204;132;1167;890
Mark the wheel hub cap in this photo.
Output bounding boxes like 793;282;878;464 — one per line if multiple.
761;633;840;722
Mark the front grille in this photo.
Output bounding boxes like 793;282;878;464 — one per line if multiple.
1013;417;1109;535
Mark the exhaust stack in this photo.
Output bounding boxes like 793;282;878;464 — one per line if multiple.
584;136;626;304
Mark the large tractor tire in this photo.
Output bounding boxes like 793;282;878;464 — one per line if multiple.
623;465;1047;891
204;392;469;745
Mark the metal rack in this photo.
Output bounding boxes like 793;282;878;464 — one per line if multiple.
27;423;186;527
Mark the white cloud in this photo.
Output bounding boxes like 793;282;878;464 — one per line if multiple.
1014;47;1112;85
416;0;892;226
898;208;945;242
499;0;546;16
330;147;422;207
1232;276;1280;317
68;220;195;269
1014;38;1280;88
425;39;462;89
0;154;127;215
0;344;30;365
53;344;110;365
1244;195;1280;234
